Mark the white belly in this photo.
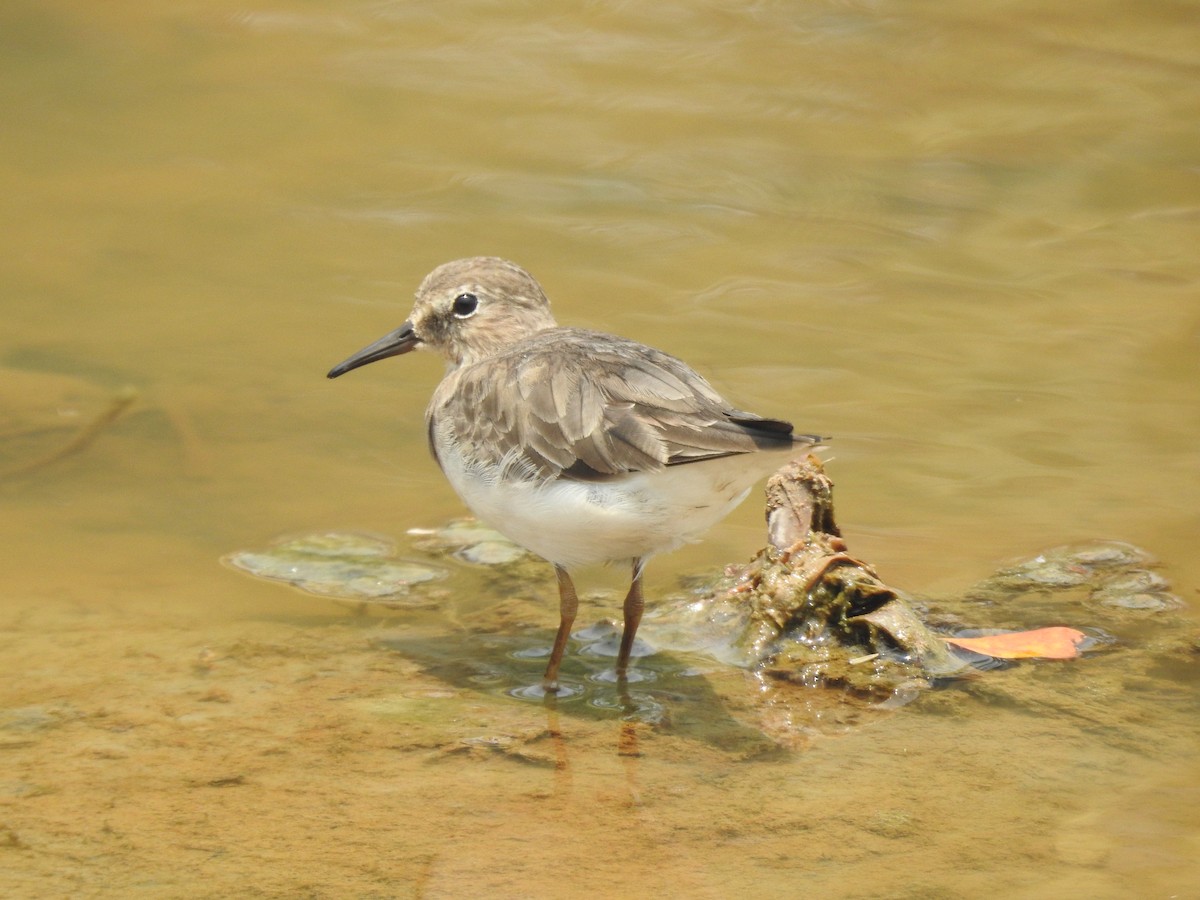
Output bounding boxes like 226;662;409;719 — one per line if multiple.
435;445;773;569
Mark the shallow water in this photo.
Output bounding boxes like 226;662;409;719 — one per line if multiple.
2;1;1198;896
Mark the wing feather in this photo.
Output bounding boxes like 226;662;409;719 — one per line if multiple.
428;327;811;481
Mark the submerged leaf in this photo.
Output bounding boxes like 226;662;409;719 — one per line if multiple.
943;627;1088;660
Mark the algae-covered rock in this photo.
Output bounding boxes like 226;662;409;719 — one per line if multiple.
223;532;446;608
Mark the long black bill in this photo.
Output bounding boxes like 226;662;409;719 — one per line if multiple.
327;321;421;379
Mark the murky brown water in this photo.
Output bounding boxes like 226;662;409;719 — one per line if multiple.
3;1;1198;896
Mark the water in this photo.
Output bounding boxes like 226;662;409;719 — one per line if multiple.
2;1;1197;896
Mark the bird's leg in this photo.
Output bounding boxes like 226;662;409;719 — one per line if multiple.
616;559;645;678
543;565;579;692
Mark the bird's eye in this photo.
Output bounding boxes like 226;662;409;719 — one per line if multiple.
451;292;479;318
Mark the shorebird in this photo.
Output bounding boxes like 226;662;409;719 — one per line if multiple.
328;257;821;690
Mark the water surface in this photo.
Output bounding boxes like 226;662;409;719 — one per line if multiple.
2;1;1197;896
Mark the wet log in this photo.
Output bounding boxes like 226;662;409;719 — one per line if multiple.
726;456;968;694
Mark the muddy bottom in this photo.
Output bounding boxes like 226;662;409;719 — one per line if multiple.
3;589;1197;899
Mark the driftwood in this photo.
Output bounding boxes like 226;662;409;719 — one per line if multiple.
720;456;968;698
1;386;139;480
710;453;1188;706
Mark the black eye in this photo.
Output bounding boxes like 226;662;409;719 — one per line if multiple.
452;292;478;318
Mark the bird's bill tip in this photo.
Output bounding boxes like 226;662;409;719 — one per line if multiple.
327;322;420;379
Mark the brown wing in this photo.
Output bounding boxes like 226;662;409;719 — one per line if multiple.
430;328;814;481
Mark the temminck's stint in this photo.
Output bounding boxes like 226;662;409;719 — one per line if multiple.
328;257;821;690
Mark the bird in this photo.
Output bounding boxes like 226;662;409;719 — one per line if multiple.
327;257;821;691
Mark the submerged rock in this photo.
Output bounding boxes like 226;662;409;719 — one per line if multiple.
223;532;446;608
407;519;529;566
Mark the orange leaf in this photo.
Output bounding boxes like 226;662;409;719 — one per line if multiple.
943;626;1088;660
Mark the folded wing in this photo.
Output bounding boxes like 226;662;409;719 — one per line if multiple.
433;328;817;481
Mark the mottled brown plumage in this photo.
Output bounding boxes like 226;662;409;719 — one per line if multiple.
430;327;796;482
